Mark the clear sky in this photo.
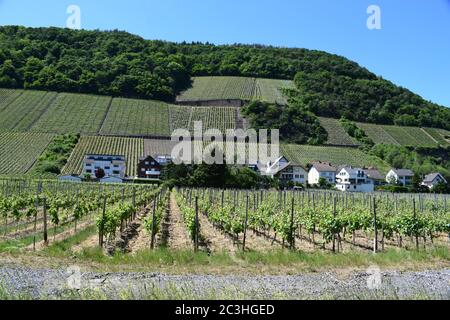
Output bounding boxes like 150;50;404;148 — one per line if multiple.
0;0;449;107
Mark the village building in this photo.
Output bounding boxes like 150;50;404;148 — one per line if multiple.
308;161;337;185
386;169;414;186
137;155;172;179
365;168;385;186
263;156;308;185
83;154;127;178
335;167;374;192
421;173;447;190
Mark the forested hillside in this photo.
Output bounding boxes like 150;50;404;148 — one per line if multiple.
0;26;448;130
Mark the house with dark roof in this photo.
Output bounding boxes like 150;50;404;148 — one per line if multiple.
365;168;385;186
308;161;337;185
421;173;447;190
137;155;168;179
386;169;414;186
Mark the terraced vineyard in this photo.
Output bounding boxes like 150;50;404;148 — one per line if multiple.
0;132;55;174
0;91;57;132
318;117;359;146
254;78;295;104
422;128;450;147
144;139;178;157
280;144;390;172
0;88;23;109
100;98;170;136
62;136;144;177
169;105;238;133
178;77;256;102
357;123;440;147
30;93;112;134
383;126;437;147
177;77;293;104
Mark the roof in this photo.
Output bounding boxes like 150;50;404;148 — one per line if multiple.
311;161;336;172
85;154;126;161
423;173;446;183
391;169;414;176
265;156;290;175
365;169;384;180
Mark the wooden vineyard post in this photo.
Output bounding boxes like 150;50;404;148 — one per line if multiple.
132;189;136;219
43;197;48;246
150;197;157;250
290;196;295;250
99;196;106;248
32;195;39;251
413;198;419;250
373;197;378;254
242;192;249;252
221;190;224;209
332;197;337;253
194;196;199;252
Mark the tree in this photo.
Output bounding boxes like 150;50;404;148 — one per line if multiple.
95;168;106;179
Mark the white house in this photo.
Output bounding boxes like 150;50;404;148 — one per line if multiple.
308;161;336;185
335;167;374;192
58;175;82;183
100;176;126;184
386;169;414;186
421;173;447;189
83;154;126;178
262;156;308;185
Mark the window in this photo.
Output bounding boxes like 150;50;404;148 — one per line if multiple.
300;175;304;179
114;165;119;168
113;170;120;175
141;168;145;172
105;166;110;170
86;170;92;173
86;164;92;167
295;175;300;179
145;162;149;165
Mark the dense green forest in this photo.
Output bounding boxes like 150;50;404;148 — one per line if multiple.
0;26;449;130
242;101;327;144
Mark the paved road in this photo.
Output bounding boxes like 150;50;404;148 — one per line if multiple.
0;264;448;299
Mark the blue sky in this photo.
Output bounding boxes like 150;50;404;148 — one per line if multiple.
0;0;449;107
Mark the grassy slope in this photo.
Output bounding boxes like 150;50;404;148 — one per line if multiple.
177;76;294;104
0;132;55;174
318;117;359;146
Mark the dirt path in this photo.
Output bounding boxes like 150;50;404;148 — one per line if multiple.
127;208;152;253
164;193;193;251
199;212;237;253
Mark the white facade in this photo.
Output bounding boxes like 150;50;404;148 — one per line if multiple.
279;165;308;184
335;167;374;192
386;169;414;186
83;154;126;178
308;168;336;185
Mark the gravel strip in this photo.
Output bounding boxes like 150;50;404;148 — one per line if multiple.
0;264;448;299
